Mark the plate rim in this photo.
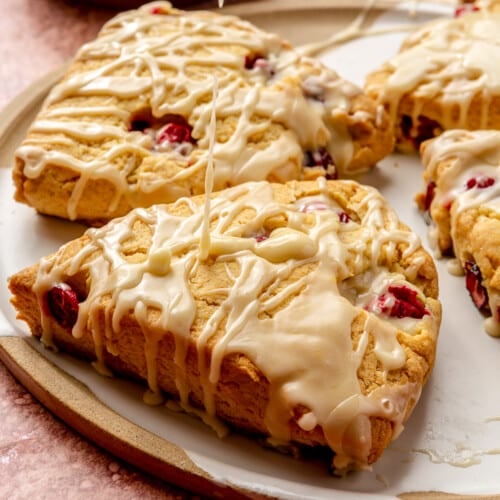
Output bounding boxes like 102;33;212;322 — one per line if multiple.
0;1;484;499
0;335;257;498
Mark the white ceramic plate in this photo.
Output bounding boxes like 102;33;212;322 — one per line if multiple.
1;2;500;498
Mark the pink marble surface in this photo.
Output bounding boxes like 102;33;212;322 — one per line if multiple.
0;1;206;497
0;363;190;498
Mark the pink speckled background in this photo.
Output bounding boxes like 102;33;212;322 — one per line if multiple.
0;1;210;497
0;363;192;498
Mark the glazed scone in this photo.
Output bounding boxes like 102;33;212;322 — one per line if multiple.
416;130;500;336
12;1;393;226
9;178;441;473
476;0;500;13
364;8;500;153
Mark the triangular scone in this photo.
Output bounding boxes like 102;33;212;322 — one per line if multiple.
9;178;441;472
12;1;393;226
364;8;500;153
416;130;500;337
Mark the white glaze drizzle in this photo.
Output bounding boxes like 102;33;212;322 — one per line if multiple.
422;131;500;216
32;177;438;471
421;129;500;334
297;0;376;57
199;76;218;262
366;10;500;131
298;1;417;59
15;1;380;221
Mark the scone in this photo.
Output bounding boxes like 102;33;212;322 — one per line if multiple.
475;0;500;13
364;8;500;153
417;129;500;336
12;1;393;226
9;178;441;473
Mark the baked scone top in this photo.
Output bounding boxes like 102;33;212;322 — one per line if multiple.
365;10;500;129
419;130;500;335
14;1;392;223
421;130;500;219
27;178;440;471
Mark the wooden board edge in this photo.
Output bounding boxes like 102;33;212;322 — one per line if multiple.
0;336;260;499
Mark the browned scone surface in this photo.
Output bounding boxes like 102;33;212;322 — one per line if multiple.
9;179;440;472
364;9;500;153
417;129;500;336
12;1;393;226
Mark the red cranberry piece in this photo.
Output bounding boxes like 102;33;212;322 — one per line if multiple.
157;122;193;145
129;118;151;132
466;178;476;189
464;260;489;311
424;181;436;212
244;54;274;78
245;54;265;70
477;177;495;188
422;181;436;224
254;234;269;243
303;148;338;180
401;115;413;141
416;117;442;148
466;176;495;190
376;285;429;319
338;211;351;223
150;6;167;14
443;199;453;211
45;284;80;330
299;200;330;213
401;115;442;150
455;4;480;17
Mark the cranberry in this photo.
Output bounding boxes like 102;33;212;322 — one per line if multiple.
374;285;429;319
424;181;436;212
454;4;480;17
245;53;265;70
129;118;151;132
45;284;80;330
299;200;330;213
443;199;453;211
254;234;269;243
401;115;413;141
464;260;489;311
156;122;193;145
150;6;168;14
338;211;351;223
297;201;350;221
465;176;495;190
244;54;275;78
401;115;442;150
303;148;338;180
303;148;331;168
415;117;442;149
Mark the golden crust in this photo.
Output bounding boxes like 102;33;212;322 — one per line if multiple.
13;2;393;226
364;11;500;152
9;180;440;470
366;83;500;154
454;207;500;291
417;129;500;329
